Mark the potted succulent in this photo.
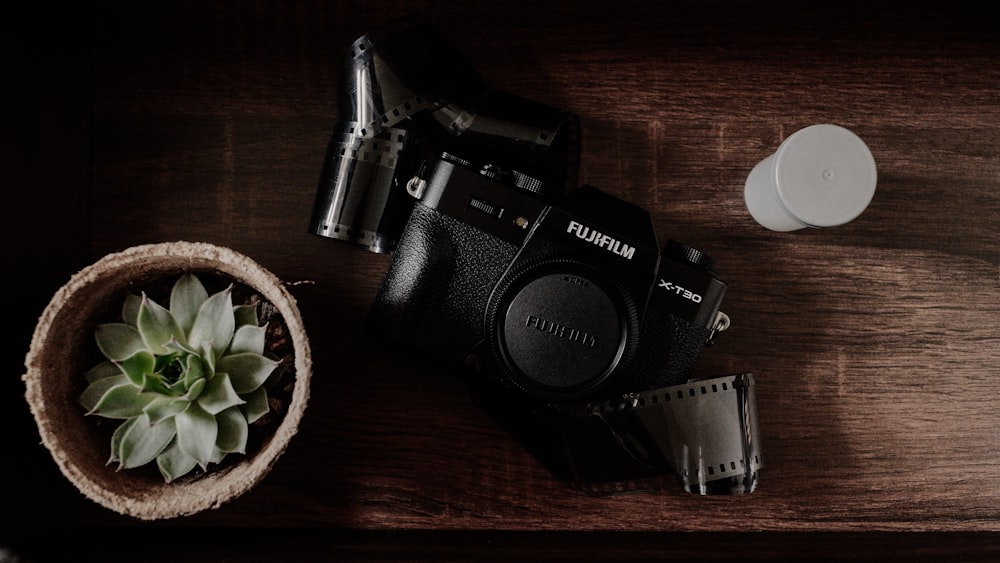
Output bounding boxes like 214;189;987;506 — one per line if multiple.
22;241;312;520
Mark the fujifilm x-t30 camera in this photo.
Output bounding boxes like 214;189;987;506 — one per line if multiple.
309;15;762;495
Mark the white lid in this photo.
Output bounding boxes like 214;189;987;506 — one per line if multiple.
772;124;877;228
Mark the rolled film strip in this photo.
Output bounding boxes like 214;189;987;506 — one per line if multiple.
311;122;413;251
342;14;485;136
427;102;478;138
352;96;437;138
584;372;763;495
354;94;568;153
333;121;408;167
313;14;583;253
484;372;762;496
342;15;568;153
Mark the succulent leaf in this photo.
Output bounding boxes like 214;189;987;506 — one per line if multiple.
144;396;191;425
262;360;288;391
182;354;205;390
115;350;156;386
85;360;123;384
141;372;173;396
188;286;235;360
90;384;157;419
156;439;199;483
170;273;209;334
167;377;189;396
81;273;281;482
197;373;245;415
234;304;258;328
137;294;186;355
164;338;200;357
175;402;218;468
219;353;279;394
95;323;146;362
240;388;270;424
122;294;142;326
109;417;137;464
80;373;131;413
229;324;266;356
215;406;249;454
200;340;217;375
183;378;207;401
118;413;176;469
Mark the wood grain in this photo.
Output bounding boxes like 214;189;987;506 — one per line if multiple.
5;0;999;556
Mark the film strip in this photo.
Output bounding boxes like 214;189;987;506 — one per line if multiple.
582;373;763;495
312;14;584;253
345;95;436;138
343;14;485;136
483;373;762;496
342;15;570;154
311;122;414;252
332;122;409;168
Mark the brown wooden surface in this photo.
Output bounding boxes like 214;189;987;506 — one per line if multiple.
5;0;999;559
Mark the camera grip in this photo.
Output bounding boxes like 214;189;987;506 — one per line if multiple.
368;203;518;366
615;301;713;395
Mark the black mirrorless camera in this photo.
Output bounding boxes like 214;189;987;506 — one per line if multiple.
309;15;762;495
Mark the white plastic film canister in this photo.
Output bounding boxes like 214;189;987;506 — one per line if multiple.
744;124;877;232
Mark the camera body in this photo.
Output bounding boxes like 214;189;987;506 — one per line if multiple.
310;15;761;494
370;153;727;405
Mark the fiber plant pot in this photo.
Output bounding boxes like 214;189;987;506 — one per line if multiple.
23;241;312;520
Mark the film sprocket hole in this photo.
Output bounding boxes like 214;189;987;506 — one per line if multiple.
309;14;762;495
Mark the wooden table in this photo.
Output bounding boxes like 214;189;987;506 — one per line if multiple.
6;0;999;559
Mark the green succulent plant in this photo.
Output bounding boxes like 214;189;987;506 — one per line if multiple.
79;272;282;482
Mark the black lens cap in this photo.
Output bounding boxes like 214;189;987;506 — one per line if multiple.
499;272;626;396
